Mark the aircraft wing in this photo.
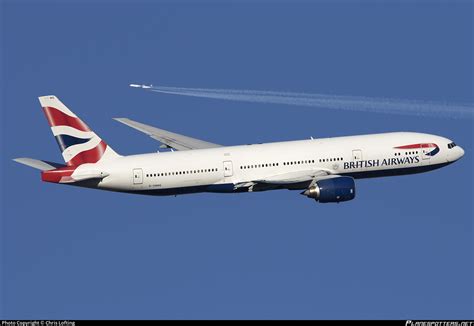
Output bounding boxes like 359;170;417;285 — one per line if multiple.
234;169;339;191
256;170;329;184
114;118;222;151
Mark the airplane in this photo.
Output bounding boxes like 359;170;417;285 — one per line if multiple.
14;95;465;203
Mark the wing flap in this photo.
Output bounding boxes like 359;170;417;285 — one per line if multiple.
255;169;330;185
234;170;336;191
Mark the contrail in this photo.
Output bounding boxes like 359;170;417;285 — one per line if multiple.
130;84;474;119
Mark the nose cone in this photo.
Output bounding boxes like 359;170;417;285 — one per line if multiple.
448;145;465;162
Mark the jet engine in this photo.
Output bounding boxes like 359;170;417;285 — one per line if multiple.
302;176;356;203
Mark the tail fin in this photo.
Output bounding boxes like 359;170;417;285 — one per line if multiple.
39;95;120;166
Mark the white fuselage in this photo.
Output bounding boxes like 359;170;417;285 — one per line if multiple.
73;132;464;196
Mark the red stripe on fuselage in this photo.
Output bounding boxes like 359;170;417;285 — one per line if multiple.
66;140;107;166
395;143;438;149
43;106;90;132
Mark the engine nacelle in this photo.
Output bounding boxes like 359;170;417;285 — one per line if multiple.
303;176;356;203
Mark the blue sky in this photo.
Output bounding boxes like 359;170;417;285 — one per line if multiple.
1;0;472;319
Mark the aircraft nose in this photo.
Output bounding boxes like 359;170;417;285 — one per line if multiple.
449;145;465;162
446;143;464;162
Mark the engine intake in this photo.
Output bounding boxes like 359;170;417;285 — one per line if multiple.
303;176;356;203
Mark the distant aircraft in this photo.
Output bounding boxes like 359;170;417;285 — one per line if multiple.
14;96;464;203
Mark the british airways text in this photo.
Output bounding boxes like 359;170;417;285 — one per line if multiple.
344;156;420;169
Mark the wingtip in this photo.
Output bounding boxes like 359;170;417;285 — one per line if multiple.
12;157;34;164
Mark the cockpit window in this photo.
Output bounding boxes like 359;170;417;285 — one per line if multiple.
447;142;457;149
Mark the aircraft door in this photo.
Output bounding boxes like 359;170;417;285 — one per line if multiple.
133;168;143;184
223;161;233;177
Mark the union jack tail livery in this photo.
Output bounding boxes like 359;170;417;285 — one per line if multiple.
40;96;120;166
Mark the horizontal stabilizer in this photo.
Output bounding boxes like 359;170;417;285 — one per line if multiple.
41;167;109;183
58;171;110;183
13;158;65;171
